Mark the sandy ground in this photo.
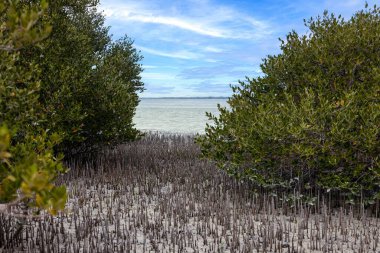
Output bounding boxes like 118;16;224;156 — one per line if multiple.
1;135;379;252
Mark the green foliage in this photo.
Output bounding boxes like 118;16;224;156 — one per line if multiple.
83;36;144;147
20;0;144;152
0;0;142;214
0;0;51;51
197;6;380;200
0;0;66;215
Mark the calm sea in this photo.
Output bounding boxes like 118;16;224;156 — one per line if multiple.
133;98;228;134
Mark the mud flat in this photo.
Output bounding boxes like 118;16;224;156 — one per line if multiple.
1;134;379;252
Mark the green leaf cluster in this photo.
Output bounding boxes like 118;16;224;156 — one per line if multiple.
0;0;66;215
197;5;380;200
1;0;144;213
20;0;144;152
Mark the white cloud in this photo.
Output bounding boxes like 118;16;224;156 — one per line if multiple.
142;72;177;80
136;45;201;60
143;65;158;69
205;59;219;63
100;0;374;98
120;14;227;38
100;0;272;40
203;46;223;53
325;0;361;8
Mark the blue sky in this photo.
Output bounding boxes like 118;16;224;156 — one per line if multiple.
100;0;376;97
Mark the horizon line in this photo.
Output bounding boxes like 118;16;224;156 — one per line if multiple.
140;96;229;99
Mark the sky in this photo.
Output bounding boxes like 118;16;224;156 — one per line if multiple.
99;0;377;97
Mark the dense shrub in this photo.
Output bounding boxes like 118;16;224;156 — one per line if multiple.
1;0;143;213
20;0;144;152
197;5;380;201
0;0;66;214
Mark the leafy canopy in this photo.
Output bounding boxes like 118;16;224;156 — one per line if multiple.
0;0;66;215
0;0;144;214
197;5;380;201
21;0;144;152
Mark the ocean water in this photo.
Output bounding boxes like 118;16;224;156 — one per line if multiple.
133;98;228;134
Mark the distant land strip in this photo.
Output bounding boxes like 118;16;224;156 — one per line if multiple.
140;96;229;99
